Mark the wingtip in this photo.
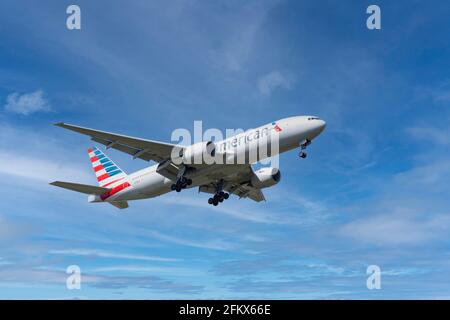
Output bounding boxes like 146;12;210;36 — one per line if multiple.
54;122;65;127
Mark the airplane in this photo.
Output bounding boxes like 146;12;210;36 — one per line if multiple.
50;116;326;209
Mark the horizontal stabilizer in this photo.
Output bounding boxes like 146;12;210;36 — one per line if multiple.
50;181;109;195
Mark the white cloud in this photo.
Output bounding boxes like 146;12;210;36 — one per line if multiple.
4;90;51;115
258;71;293;96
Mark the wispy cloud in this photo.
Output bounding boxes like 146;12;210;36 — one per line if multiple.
0;124;92;184
394;159;450;191
0;216;32;242
147;230;236;251
427;81;450;104
258;70;293;96
1;0;450;299
208;1;279;73
0;150;91;183
91;265;204;277
160;194;306;225
4;90;51;115
337;211;450;246
48;248;180;262
407;126;450;145
0;257;12;266
0;266;203;295
323;128;378;175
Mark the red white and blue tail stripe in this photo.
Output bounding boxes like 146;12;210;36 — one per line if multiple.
88;146;127;188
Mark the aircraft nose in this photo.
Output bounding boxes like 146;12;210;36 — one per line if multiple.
302;116;326;139
318;119;326;131
314;120;327;135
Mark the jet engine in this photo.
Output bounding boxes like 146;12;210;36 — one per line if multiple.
179;141;216;164
250;167;281;189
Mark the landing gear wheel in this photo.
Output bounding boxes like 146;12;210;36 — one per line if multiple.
175;185;182;192
171;184;176;191
299;151;307;158
186;179;192;186
208;192;230;205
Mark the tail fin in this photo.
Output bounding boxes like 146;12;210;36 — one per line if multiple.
88;146;127;187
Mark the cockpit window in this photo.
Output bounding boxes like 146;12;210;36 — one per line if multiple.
308;117;320;120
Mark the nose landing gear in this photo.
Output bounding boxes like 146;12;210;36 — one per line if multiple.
299;139;311;159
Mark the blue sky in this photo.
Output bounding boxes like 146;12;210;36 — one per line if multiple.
0;0;449;299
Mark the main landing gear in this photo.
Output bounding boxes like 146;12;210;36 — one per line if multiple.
171;177;193;192
170;165;193;192
208;191;230;206
299;139;311;159
207;179;230;206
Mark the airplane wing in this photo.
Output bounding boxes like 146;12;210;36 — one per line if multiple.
198;165;266;202
55;122;178;162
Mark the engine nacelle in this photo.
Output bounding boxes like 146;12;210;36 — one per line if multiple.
250;167;281;189
179;141;216;164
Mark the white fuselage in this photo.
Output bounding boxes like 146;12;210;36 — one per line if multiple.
95;116;326;203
